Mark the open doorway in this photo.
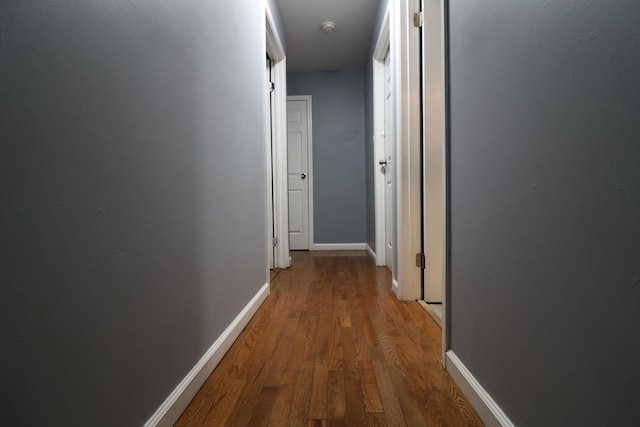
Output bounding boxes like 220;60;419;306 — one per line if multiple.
265;3;290;271
372;5;393;271
419;0;446;327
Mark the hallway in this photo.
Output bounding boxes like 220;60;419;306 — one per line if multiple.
176;251;482;426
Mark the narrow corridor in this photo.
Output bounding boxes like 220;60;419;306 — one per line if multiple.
176;251;482;426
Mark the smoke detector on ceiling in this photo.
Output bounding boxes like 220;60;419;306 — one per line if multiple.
321;21;336;34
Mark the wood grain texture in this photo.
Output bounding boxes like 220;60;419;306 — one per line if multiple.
175;251;483;426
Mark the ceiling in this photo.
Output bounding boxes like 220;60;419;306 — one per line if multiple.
276;0;382;72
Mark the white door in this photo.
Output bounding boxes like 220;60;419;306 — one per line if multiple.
383;51;394;267
287;98;310;250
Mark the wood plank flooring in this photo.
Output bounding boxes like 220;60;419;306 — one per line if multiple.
176;251;483;426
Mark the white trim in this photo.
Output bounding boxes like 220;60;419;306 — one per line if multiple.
366;243;376;262
395;0;422;301
272;58;289;268
372;4;391;268
265;56;275;273
437;0;450;366
372;58;386;267
265;3;289;269
373;1;391;59
265;2;284;62
311;243;367;251
391;278;400;298
422;0;446;304
287;95;314;250
144;283;270;427
445;351;515;427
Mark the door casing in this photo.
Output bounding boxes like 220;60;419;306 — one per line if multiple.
372;2;391;268
286;96;313;250
265;3;290;269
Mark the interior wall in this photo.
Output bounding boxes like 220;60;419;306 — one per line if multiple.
449;1;640;424
0;1;269;425
364;64;376;251
287;70;367;245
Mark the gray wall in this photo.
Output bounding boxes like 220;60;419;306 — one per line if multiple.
449;1;640;425
364;64;376;251
288;70;367;244
0;1;270;425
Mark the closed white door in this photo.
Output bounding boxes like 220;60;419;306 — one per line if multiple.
287;98;310;250
383;51;394;266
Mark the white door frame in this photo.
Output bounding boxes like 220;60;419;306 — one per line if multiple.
266;56;275;270
372;0;422;301
422;0;446;305
414;0;449;364
266;3;290;269
372;3;390;268
393;0;422;301
287;95;314;250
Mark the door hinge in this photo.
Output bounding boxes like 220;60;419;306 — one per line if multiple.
415;252;425;269
272;237;278;247
268;81;275;92
413;11;423;28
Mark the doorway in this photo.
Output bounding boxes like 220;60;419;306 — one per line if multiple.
383;49;394;269
266;55;276;268
265;3;290;269
420;0;446;312
372;6;392;270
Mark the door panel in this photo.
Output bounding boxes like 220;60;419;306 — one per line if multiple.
422;0;444;303
288;190;303;233
287;99;310;250
384;50;394;267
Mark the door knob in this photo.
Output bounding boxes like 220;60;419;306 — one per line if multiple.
379;160;388;166
301;173;307;180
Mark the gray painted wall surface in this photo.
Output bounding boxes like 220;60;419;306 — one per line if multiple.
449;1;640;425
364;63;376;251
1;1;268;425
288;70;367;244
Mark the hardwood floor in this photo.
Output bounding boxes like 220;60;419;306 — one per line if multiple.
176;251;483;426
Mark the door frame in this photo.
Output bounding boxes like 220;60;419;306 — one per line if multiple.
421;0;446;305
417;0;449;364
395;0;422;301
287;95;314;250
372;3;390;268
266;55;275;269
372;0;422;301
266;3;290;269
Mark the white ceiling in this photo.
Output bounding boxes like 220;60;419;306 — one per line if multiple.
276;0;381;72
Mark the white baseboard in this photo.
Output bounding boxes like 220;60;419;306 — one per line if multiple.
391;278;400;298
445;351;514;427
365;243;376;261
144;283;270;427
311;243;367;251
